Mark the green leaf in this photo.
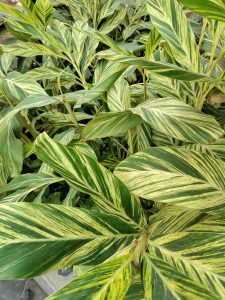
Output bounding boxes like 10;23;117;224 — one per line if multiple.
180;0;225;23
82;111;143;140
115;56;208;81
0;203;138;279
115;147;225;214
33;0;53;29
0;173;64;203
146;0;201;71
35;133;145;226
47;246;134;300
131;98;224;143
144;217;225;299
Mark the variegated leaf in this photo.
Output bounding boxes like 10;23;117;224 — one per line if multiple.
183;138;225;162
0;3;33;24
0;95;58;178
144;217;225;299
2;41;67;60
131;98;224;143
79;61;127;104
47;246;134;300
35;133;145;226
148;205;205;236
33;0;53;29
146;0;201;71
0;204;138;279
82;111;143;139
115;147;225;214
1;71;47;102
114;56;208;81
0;173;64;203
72;21;99;74
107;77;129;112
24;67;77;82
99;6;127;34
130;122;152;153
180;0;225;22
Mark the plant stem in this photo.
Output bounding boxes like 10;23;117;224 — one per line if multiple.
113;137;128;154
21;115;39;138
57;77;81;134
132;231;148;266
142;71;147;102
127;130;134;155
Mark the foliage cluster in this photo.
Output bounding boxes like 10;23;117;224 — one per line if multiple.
0;0;224;299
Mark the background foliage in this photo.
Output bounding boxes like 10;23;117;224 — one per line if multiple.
0;0;224;299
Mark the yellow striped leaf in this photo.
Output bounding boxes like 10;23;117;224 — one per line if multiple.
131;98;224;143
0;204;138;279
115;56;208;81
0;95;58;178
148;205;205;236
1;72;47;102
33;0;53;29
0;173;64;203
0;3;33;24
107;77;129;112
130;123;152;153
115;147;225;214
35;133;146;226
80;61;127;104
180;0;225;22
146;0;201;71
2;41;67;60
145;217;225;299
183;138;225;162
82;111;143;139
47;246;134;300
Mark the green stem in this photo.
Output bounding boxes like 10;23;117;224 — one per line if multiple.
143;71;147;102
21;115;39;138
113;137;128;154
57;77;81;134
127;130;134;155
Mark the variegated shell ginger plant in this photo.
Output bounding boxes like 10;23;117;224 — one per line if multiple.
0;0;224;299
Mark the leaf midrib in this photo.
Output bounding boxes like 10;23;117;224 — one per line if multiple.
1;233;139;243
